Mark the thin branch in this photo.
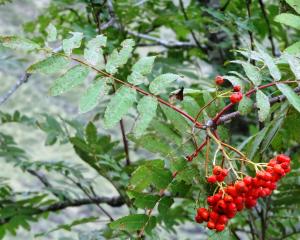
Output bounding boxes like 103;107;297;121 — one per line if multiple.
258;0;276;56
27;169;52;188
178;0;203;51
90;1;131;165
0;47;61;106
119;119;130;165
0;73;31;106
220;0;231;12
213;80;300;124
217;86;300;124
126;30;196;48
245;0;254;52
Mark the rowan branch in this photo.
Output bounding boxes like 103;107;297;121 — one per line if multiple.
0;47;61;106
217;86;300;124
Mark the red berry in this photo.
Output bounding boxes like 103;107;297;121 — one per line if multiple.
207;196;215;205
235;181;246;193
209;211;219;221
200;209;210;221
233;85;241;92
216;174;225;182
234;196;244;205
243;176;252;185
224;195;233;203
207;175;217;183
217;215;228;225
197;207;206;215
226;211;237;218
227;202;237;212
230;92;243;104
226;186;237;197
213;166;223;175
216;200;227;212
213;194;222;203
207;221;215;229
274;164;284;175
221;169;228;177
280;162;289;169
195;214;203;223
215;75;224;85
284;167;291;173
215;224;225;232
276;154;290;163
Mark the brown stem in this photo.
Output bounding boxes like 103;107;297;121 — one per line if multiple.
120;119;130;165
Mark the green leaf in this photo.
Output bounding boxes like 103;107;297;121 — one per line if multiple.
175;166;198;184
248;126;270;159
110;214;148;232
104;86;136;128
63;32;83;55
46;23;57;42
238;96;253;115
129;159;172;191
132;56;156;75
133;96;157;137
256;42;281;81
284;41;300;55
160;105;190;134
127;191;160;209
84;35;106;66
149;73;180;95
79;78;109;113
277;83;300;113
158;196;174;215
0;36;40;51
285;0;300;14
105;39;135;74
129;133;173;156
49;65;89;96
223;75;244;90
282;53;300;79
127;71;147;85
27;55;69;74
274;13;300;30
256;90;270;122
242;62;262;86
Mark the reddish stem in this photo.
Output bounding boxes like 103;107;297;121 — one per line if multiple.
70;56;204;129
212;80;298;124
186;138;208;162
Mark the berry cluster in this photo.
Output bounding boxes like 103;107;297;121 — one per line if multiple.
207;166;228;183
214;75;243;104
195;154;291;232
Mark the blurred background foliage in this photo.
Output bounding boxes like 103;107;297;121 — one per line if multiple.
0;0;299;239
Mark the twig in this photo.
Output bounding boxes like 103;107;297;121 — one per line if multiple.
213;80;300;124
217;86;300;124
258;0;276;56
245;0;255;52
89;1;131;165
0;47;61;106
120;119;130;165
178;0;203;51
220;0;231;11
126;30;196;48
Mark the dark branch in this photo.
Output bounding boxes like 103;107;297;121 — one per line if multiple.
258;0;276;56
217;86;300;124
40;196;124;213
0;47;61;106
